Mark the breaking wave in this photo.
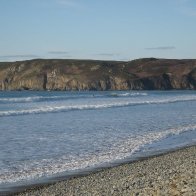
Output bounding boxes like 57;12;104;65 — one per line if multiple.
0;96;44;103
0;92;148;103
0;95;196;117
0;124;195;184
108;92;148;97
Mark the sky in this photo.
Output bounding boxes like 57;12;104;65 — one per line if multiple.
0;0;196;62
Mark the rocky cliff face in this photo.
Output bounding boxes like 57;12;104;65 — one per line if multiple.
0;58;195;90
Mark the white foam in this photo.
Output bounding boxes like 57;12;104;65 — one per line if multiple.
0;96;43;102
118;92;147;97
0;124;195;184
108;92;147;97
0;92;147;103
0;95;196;117
0;95;68;103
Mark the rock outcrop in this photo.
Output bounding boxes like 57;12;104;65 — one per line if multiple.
0;58;195;90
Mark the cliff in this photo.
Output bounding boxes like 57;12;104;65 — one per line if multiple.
0;58;195;90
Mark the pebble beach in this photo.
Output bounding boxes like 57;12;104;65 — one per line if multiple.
12;145;196;196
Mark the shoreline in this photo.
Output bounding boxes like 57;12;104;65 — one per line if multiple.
0;89;195;92
2;144;195;196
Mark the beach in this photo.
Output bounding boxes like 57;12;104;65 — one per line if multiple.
12;145;195;196
0;91;195;196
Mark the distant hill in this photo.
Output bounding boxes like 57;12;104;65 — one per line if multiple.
0;58;195;90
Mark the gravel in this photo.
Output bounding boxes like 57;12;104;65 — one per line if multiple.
14;146;196;196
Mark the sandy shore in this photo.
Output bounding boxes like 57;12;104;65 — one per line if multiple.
8;146;195;195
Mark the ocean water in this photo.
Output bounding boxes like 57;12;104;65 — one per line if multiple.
0;90;196;191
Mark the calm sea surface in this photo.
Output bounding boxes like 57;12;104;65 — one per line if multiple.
0;91;196;191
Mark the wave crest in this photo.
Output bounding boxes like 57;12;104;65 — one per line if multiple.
0;95;196;117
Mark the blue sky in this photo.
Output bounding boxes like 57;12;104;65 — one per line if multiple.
0;0;196;61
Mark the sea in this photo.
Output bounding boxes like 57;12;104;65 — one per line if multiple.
0;90;196;193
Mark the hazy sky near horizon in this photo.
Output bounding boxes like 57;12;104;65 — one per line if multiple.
0;0;196;61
